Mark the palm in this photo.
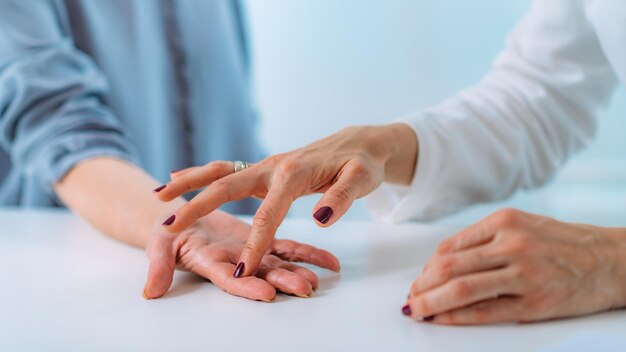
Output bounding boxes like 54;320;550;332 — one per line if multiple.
143;211;340;301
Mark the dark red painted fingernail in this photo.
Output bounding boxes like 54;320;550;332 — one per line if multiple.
234;262;245;278
153;184;166;193
162;215;175;226
423;315;435;322
314;206;333;224
402;305;412;316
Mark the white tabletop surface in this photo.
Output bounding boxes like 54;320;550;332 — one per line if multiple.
1;208;625;352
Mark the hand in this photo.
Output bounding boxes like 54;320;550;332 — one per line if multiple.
402;209;626;325
154;123;418;277
142;210;341;301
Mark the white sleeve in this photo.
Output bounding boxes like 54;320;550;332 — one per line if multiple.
367;0;618;222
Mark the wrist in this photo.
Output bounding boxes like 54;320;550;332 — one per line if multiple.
380;123;418;185
608;228;626;308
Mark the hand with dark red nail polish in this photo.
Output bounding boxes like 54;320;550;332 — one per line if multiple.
142;210;340;302
233;262;245;278
162;214;175;226
314;206;333;224
154;125;413;277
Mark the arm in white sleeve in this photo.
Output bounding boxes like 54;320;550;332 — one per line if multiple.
368;0;619;222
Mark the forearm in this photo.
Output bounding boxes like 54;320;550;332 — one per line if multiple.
54;157;186;247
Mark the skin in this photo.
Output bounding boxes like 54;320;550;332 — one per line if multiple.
403;208;626;325
156;123;626;324
155;123;418;277
54;157;340;301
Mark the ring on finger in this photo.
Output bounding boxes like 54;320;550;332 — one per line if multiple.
233;160;250;173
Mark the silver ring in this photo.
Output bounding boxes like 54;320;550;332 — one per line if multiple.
233;160;250;173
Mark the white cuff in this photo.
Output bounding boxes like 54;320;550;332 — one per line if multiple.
366;113;447;223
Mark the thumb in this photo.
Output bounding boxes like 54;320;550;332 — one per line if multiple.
143;233;177;299
312;161;377;227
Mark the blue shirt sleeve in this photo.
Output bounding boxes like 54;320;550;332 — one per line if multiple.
0;0;140;196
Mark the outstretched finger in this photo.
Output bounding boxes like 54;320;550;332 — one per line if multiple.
410;246;507;297
169;166;201;179
143;232;177;299
189;251;277;302
154;161;237;201
270;239;340;272
235;185;296;278
161;168;262;233
312;160;378;227
254;259;314;298
430;296;524;325
404;268;521;320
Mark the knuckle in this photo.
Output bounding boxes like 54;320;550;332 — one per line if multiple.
277;158;303;176
434;257;456;282
414;297;431;316
328;184;354;205
243;241;262;255
253;207;276;230
211;178;233;200
451;280;472;300
509;263;534;289
504;232;533;254
521;298;545;319
436;239;454;254
349;160;374;179
213;177;233;189
491;208;523;228
472;303;492;322
292;279;312;294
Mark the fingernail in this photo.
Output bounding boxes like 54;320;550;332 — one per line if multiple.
142;289;151;300
402;304;412;316
313;206;333;224
162;214;175;226
423;315;435;322
170;169;181;174
234;262;245;278
153;184;166;193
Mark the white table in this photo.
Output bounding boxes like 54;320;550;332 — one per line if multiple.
1;208;625;352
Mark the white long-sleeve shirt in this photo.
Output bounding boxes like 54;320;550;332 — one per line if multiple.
368;0;624;222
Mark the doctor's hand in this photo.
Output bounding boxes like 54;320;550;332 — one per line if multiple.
142;210;340;301
402;209;626;325
153;123;418;277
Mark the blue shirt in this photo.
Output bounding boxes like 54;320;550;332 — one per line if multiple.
0;0;263;214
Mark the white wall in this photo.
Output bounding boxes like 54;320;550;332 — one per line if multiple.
247;0;626;226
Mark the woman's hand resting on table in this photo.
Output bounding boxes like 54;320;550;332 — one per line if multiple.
153;123;418;277
402;209;626;325
142;210;340;301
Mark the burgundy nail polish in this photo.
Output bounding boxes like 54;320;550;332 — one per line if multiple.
162;215;175;226
234;262;245;278
402;305;412;316
153;184;166;193
423;315;435;322
313;206;333;224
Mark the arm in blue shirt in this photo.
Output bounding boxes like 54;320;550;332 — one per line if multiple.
0;0;139;198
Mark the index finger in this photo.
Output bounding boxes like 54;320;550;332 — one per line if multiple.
155;161;236;201
162;167;264;233
234;185;296;277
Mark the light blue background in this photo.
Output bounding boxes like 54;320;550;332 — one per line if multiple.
247;0;626;226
